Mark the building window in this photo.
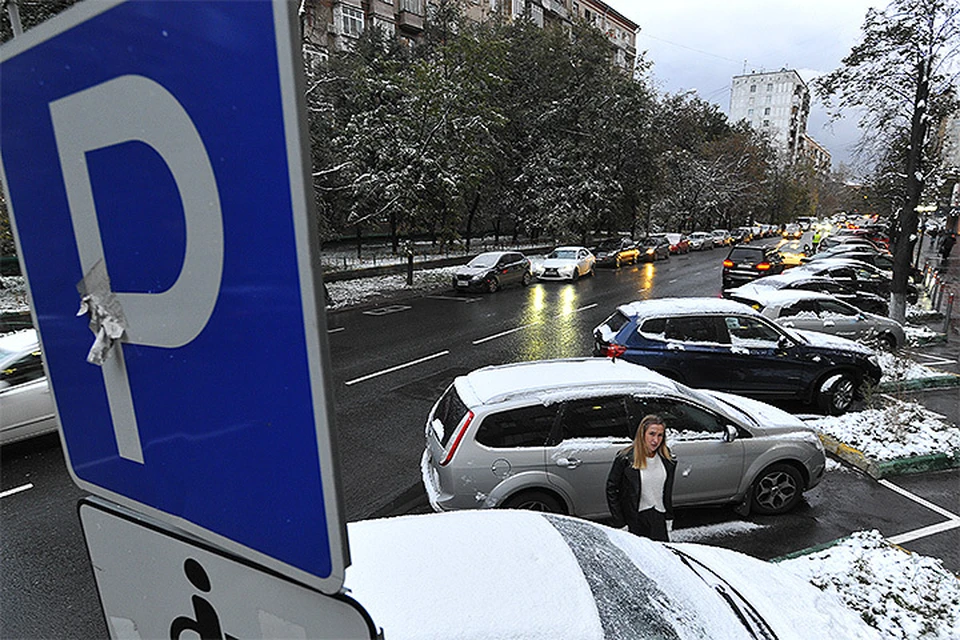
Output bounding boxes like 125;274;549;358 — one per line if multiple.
747;108;754;116
764;107;771;115
767;83;773;91
750;84;757;93
765;95;772;104
400;0;423;13
763;120;770;127
339;4;364;37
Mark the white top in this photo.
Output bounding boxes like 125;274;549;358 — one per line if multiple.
638;454;666;513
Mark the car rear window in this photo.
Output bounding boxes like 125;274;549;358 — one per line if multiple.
475;405;557;448
601;310;631;335
727;247;764;262
432;385;470;447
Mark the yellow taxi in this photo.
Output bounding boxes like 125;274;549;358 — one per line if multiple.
775;239;810;268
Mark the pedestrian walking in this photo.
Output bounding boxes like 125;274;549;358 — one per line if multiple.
606;414;676;542
940;232;956;263
812;228;822;252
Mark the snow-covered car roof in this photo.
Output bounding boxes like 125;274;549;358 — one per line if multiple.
0;328;39;361
343;510;878;640
459;358;676;406
729;288;834;306
552;245;588;252
617;297;759;320
798;257;885;273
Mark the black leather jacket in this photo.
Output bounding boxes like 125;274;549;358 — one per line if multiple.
606;450;677;530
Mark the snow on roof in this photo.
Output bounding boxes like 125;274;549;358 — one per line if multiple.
617;297;758;319
461;358;676;405
731;288;831;305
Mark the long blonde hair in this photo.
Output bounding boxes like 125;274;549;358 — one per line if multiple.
631;414;672;469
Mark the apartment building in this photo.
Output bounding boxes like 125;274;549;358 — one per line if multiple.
800;134;831;175
729;69;811;166
299;0;637;74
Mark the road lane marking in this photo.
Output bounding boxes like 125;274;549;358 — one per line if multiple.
426;295;481;303
1;483;33;499
887;520;960;545
562;303;598;316
327;327;345;334
668;278;678;283
879;478;960;521
362;304;412;316
345;350;450;386
472;324;539;345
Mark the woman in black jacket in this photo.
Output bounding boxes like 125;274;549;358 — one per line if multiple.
606;414;677;541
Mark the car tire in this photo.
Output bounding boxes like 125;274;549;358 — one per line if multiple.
751;463;803;514
879;332;898;351
817;372;856;415
614;256;621;269
572;269;580;281
589;265;595;277
501;490;566;514
521;271;532;286
487;277;500;293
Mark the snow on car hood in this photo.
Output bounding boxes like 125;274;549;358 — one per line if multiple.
701;390;817;440
789;327;875;356
541;257;578;268
454;265;489;277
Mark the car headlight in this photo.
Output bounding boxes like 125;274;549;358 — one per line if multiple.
646;248;655;255
470;274;484;281
533;265;545;275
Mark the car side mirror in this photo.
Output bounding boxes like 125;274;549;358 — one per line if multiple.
723;425;738;443
777;335;792;350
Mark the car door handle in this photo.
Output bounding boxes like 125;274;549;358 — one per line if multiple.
556;457;582;469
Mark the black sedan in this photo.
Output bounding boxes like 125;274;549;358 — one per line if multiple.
452;251;532;293
591;237;640;268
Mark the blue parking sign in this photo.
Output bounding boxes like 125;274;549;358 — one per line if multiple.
0;1;349;593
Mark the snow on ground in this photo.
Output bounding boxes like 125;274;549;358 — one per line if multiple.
326;266;459;309
876;349;950;383
809;399;960;462
905;323;943;346
0;276;28;313
780;530;960;640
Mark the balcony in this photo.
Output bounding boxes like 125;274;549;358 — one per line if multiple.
397;0;424;34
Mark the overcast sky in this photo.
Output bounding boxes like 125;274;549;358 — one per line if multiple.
605;1;883;172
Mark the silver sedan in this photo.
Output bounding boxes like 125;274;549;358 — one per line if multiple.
1;329;58;445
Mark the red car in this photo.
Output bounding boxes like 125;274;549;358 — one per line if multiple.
665;233;691;254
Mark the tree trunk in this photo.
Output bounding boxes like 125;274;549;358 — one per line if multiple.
891;58;930;324
390;212;398;255
465;191;480;254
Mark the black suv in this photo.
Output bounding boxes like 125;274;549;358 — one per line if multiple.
592;297;883;415
722;245;785;289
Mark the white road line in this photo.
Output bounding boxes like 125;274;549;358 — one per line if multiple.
668;278;678;283
473;324;538;345
569;303;598;314
345;350;450;386
887;520;960;545
426;295;480;303
879;478;960;521
1;483;33;499
327;327;345;334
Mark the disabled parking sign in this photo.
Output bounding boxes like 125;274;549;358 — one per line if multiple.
0;0;349;595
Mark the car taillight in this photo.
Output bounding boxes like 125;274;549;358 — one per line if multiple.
756;262;771;271
722;259;734;267
602;343;627;358
440;411;474;466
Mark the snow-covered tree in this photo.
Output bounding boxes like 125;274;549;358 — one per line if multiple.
816;0;960;321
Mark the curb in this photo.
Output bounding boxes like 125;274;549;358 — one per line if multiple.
908;332;948;346
771;534;854;563
877;374;960;392
818;433;960;479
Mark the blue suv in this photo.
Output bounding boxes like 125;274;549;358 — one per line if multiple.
592;298;882;415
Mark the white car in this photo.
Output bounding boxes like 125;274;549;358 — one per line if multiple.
534;246;596;281
1;329;58;445
688;231;713;250
344;510;878;640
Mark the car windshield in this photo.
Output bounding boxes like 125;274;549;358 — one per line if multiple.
642;236;666;244
596;239;620;251
548;249;577;259
467;254;499;268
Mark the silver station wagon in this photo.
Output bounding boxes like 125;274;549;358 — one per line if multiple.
422;358;826;520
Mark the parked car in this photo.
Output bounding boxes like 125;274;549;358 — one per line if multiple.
793;258;918;303
636;235;671;262
1;329;58;446
422;358;825;519
452;251;532;292
817;235;883;253
731;226;754;244
721;245;786;289
688;231;713;251
711;229;732;247
591;237;639;268
804;248;894;271
782;223;803;239
725;272;889;316
346;511;877;640
592;297;883;414
727;289;905;350
664;233;691;254
534;246;596;281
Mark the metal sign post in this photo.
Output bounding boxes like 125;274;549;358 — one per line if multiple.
1;0;353;605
